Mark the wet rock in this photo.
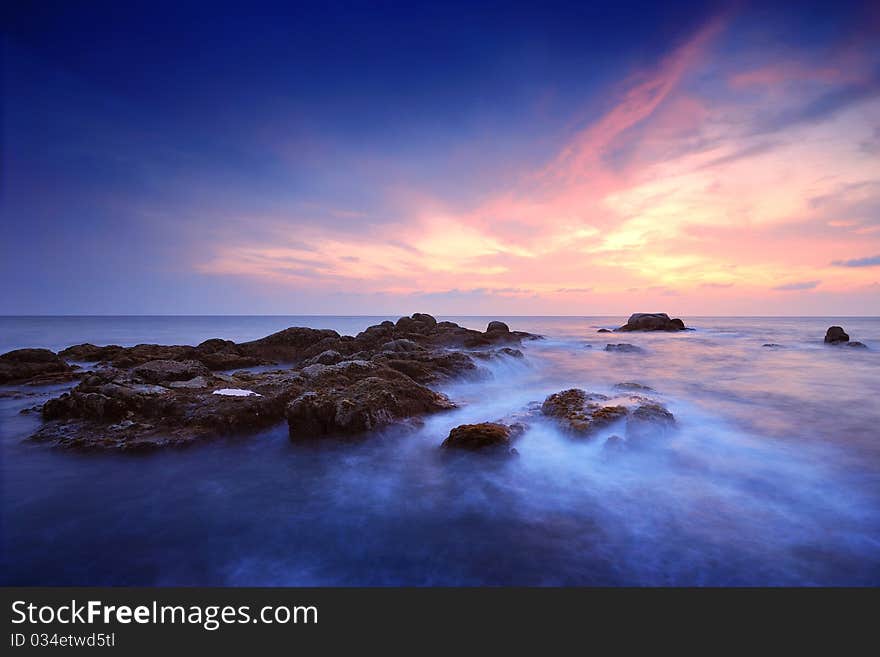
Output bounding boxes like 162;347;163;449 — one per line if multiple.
374;351;477;384
762;343;784;349
617;313;687;332
486;321;510;333
541;388;675;442
0;348;75;385
845;341;868;349
541;389;628;436
132;359;210;384
824;326;849;344
605;343;643;353
286;370;454;441
440;422;514;452
597;328;613;333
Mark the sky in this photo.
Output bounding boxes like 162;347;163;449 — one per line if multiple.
2;0;880;315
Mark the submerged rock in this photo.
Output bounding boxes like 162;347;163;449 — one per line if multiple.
541;387;675;443
440;422;515;453
605;343;643;353
0;349;75;385
597;328;612;333
617;313;687;332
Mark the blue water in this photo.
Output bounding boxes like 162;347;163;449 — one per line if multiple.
1;316;879;585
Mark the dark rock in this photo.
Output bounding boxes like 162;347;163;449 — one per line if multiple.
286;369;454;441
0;348;75;385
762;343;783;348
597;328;612;333
845;341;867;349
616;313;687;332
824;326;849;344
411;313;438;327
131;359;210;384
605;343;643;353
58;343;124;362
486;321;510;333
440;422;513;452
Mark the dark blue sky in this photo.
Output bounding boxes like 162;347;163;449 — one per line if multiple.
2;1;878;314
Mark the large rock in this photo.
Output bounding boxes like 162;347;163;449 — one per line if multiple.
286;370;454;441
617;313;686;332
132;359;210;384
440;422;514;452
824;326;849;344
486;321;510;333
541;388;675;442
0;348;75;385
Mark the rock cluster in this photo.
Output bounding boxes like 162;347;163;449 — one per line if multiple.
8;314;540;450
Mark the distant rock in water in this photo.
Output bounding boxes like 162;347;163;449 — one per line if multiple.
824;326;849;344
440;422;517;454
824;326;868;348
616;313;686;332
762;343;784;349
605;343;643;353
597;328;612;333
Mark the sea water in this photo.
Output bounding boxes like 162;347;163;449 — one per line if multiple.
1;315;878;585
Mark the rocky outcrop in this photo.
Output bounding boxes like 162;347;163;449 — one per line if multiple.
440;422;518;454
541;388;675;444
25;315;539;450
616;313;686;332
0;349;76;385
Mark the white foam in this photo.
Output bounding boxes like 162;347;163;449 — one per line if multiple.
212;388;261;397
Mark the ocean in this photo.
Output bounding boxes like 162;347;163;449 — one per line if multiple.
1;315;878;585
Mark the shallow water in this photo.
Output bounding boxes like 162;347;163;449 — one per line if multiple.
1;316;878;585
